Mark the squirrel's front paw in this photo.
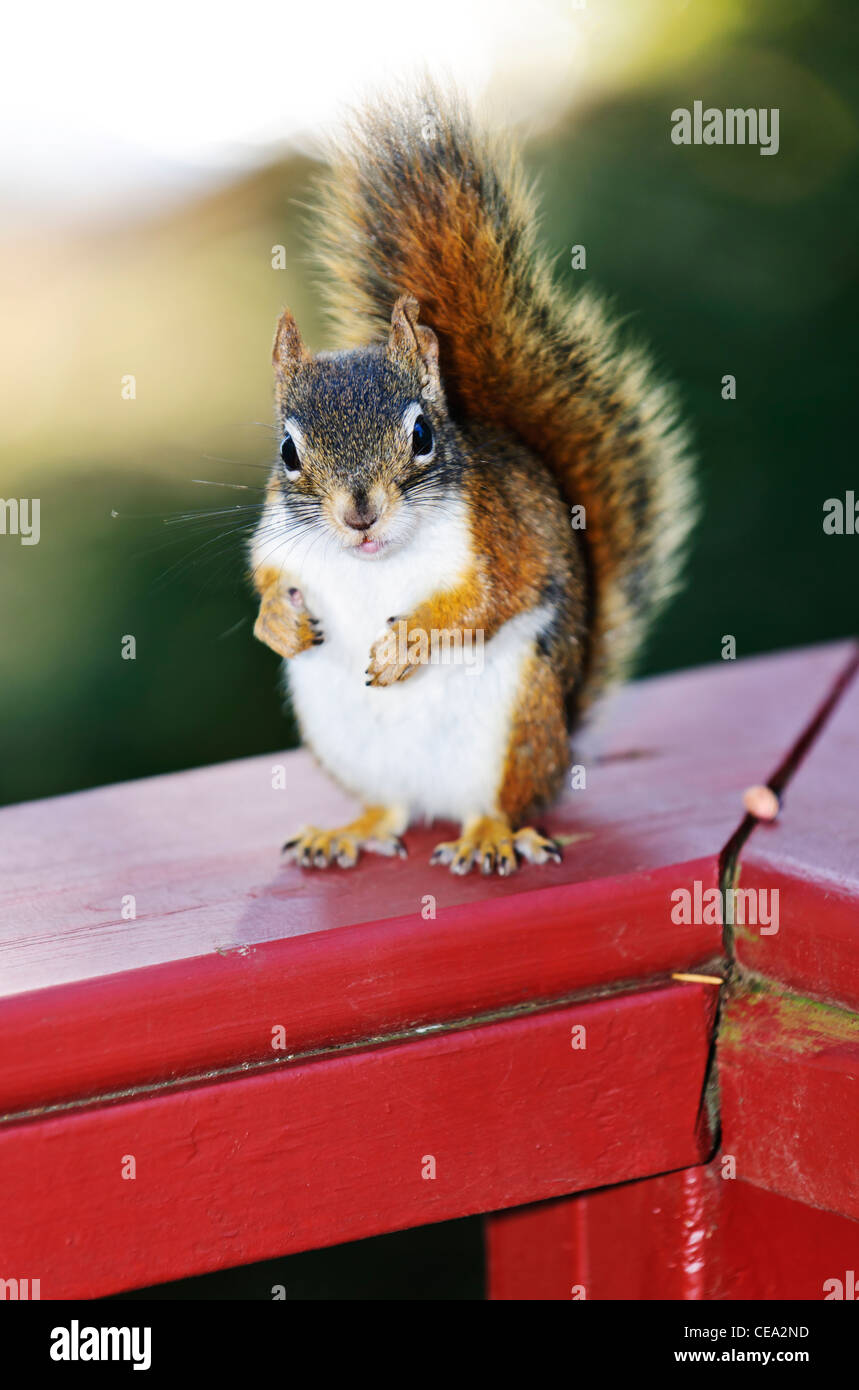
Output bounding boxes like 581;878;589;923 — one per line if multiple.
365;616;422;687
254;586;323;660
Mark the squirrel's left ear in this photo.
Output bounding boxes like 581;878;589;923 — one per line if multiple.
387;295;444;406
272;308;309;385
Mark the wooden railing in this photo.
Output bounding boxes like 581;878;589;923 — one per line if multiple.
0;641;856;1299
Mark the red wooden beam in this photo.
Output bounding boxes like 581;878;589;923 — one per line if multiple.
487;648;859;1301
0;867;722;1119
487;1163;859;1301
1;643;851;1118
0;982;714;1299
732;657;859;1010
714;659;859;1224
718;984;859;1221
0;642;854;1297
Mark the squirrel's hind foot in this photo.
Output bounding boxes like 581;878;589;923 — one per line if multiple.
282;805;408;870
431;816;562;877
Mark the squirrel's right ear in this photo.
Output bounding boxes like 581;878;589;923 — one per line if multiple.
272;309;309;384
387;295;444;406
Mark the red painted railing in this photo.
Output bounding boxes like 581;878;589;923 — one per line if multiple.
0;642;856;1299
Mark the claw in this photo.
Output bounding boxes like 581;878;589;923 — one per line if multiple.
281;814;408;870
431;820;565;876
513;827;564;866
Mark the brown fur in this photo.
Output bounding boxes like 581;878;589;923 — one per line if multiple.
315;90;696;709
251;93;696;871
498;651;571;823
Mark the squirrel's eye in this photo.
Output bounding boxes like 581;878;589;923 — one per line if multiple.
412;414;433;457
280;433;300;475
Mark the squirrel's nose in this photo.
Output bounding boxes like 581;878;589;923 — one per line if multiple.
343;506;378;532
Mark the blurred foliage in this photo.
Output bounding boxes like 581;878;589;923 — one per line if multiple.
1;0;857;807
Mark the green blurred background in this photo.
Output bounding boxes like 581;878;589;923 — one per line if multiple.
1;0;856;810
2;0;856;1298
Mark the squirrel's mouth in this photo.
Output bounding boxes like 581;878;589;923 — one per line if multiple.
350;535;388;558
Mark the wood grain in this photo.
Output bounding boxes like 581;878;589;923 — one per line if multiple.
1;642;852;1116
734;656;859;1009
0;981;714;1298
718;984;859;1221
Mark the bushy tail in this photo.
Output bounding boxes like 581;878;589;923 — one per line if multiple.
314;89;696;705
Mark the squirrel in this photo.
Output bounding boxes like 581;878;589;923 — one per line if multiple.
250;91;695;875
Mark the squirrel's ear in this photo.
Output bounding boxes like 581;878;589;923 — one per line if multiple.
272;308;309;384
387;294;444;406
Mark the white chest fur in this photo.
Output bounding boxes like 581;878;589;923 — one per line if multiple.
252;498;544;824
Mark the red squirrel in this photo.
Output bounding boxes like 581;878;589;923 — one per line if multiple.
251;92;695;874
